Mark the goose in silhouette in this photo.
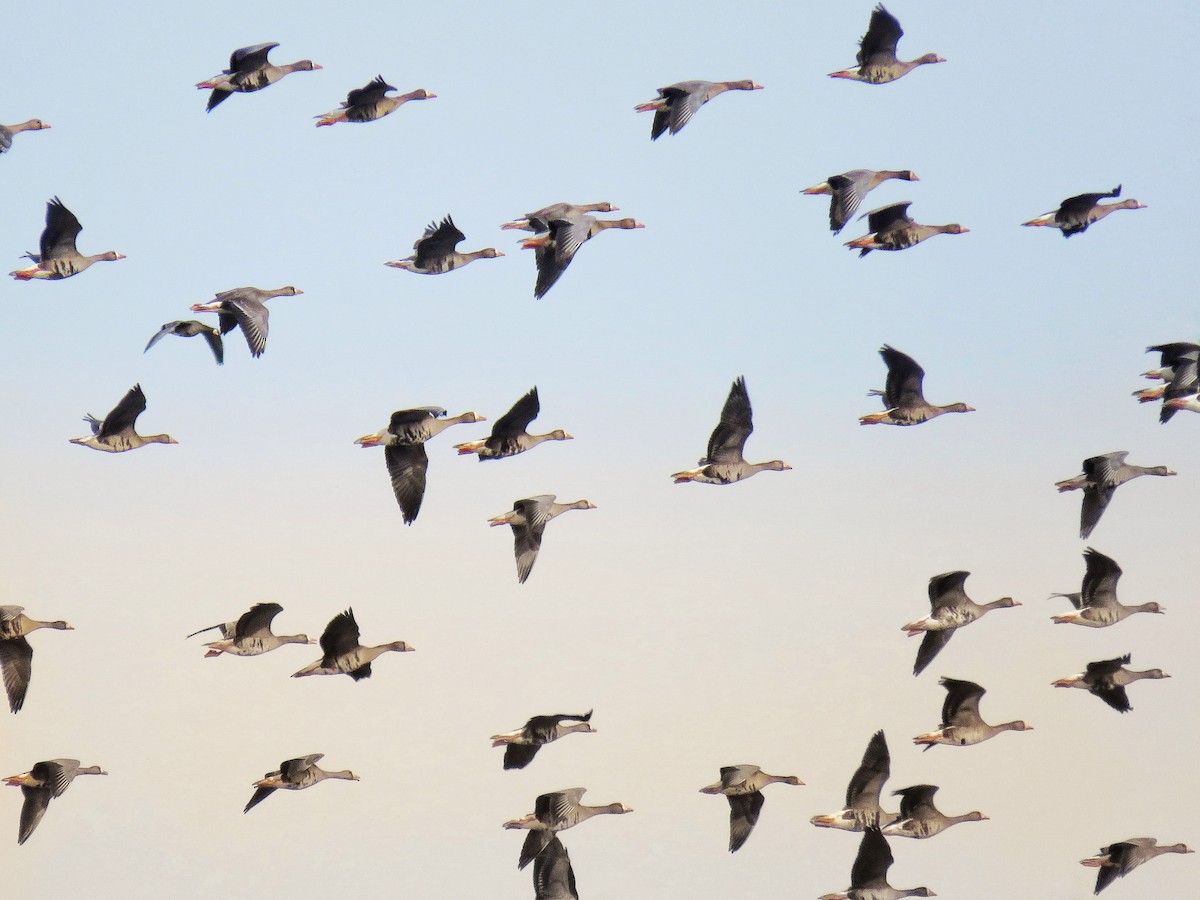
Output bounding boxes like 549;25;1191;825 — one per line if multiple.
187;603;313;657
386;216;503;274
913;677;1031;749
1082;838;1193;894
504;787;633;870
198;43;321;111
819;827;937;900
812;731;895;832
0;606;73;714
860;346;974;426
5;759;106;845
1022;185;1146;237
0;118;50;155
532;835;579;899
315;77;435;125
881;785;987;839
489;495;596;583
903;571;1020;676
845;202;967;256
190;286;302;358
701;765;803;852
1050;548;1165;627
828;5;944;84
292;608;413;680
355;407;486;523
144;320;224;365
634;80;762;139
1053;653;1169;712
803;169;919;234
10;197;124;280
491;710;595;769
454;387;571;460
672;377;791;484
243;754;359;812
69;384;176;452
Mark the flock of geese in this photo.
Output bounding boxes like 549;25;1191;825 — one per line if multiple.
3;3;1194;897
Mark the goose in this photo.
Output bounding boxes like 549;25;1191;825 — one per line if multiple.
1050;548;1165;627
520;215;644;299
1053;654;1169;712
860;346;974;426
292;608;413;680
1082;838;1193;894
701;765;803;852
243;754;359;813
1133;348;1198;421
0;118;50;154
502;202;619;232
315;77;435;126
803;169;919;234
1140;342;1200;382
913;677;1031;749
198;43;321;112
491;710;595;769
819;827;937;900
812;731;896;832
69;384;176;452
845;202;968;256
453;387;571;460
144;320;224;365
186;603;313;658
672;377;791;484
903;571;1020;676
385;216;503;274
828;5;944;84
634;80;762;139
533;834;579;900
489;495;596;584
355;407;487;524
190;285;302;358
1022;185;1146;236
1056;452;1176;539
881;785;987;839
10;197;124;280
504;787;633;870
0;606;73;714
5;759;106;845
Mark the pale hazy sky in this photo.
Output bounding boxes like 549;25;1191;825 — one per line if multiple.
2;1;1196;897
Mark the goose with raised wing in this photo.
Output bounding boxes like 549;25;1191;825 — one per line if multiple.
845;202;967;256
860;346;974;426
292;608;413;680
701;765;803;852
1022;185;1145;237
672;377;791;484
187;603;313;658
504;787;633;870
489;495;596;584
521;215;644;299
819;827;937;900
69;384;176;452
1050;548;1165;627
10;197;124;280
491;710;595;770
1082;838;1193;894
144;320;224;365
190;286;302;359
315;76;435;125
635;80;762;139
243;754;359;813
198;43;321;111
6;759;106;845
355;407;486;524
386;215;503;274
1053;654;1169;712
0;606;73;714
828;5;944;84
913;677;1031;749
1056;451;1175;539
0;119;50;155
803;169;919;234
454;387;571;460
1140;342;1200;382
903;571;1019;676
812;731;896;832
881;785;987;839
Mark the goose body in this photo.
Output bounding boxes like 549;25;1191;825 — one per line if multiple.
386;215;503;274
1053;653;1169;712
819;827;937;900
0;606;73;714
812;731;895;832
187;603;312;658
1022;185;1145;237
0;118;50;155
243;753;359;812
828;5;944;85
69;384;176;452
1050;548;1165;627
903;571;1019;676
489;495;596;584
672;377;791;484
881;785;987;839
860;346;974;426
198;43;321;111
491;710;595;769
504;787;632;870
803;169;918;234
190;285;302;358
315;77;435;125
634;79;762;139
5;759;106;845
144;320;224;365
520;215;644;299
845;202;967;256
700;765;803;852
1055;451;1176;538
291;608;413;680
454;387;571;460
913;677;1031;749
1082;837;1193;894
10;197;124;280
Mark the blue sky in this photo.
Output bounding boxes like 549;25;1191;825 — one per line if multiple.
2;1;1195;896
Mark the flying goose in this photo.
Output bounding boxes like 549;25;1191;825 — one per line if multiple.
144;320;224;365
913;677;1031;749
881;785;987;839
634;80;762;139
1022;185;1146;236
0;118;50;155
190;285;302;358
491;710;595;770
355;407;486;523
803;169;919;234
811;731;896;832
520;215;644;299
845;202;967;256
1082;838;1193;894
700;765;803;852
69;384;176;452
1140;342;1200;382
504;787;633;870
454;387;571;460
1049;548;1165;627
292;608;413;680
1053;653;1169;712
0;606;73;714
672;377;791;484
385;216;503;274
819;827;937;900
489;495;596;584
315;77;435;126
1056;451;1175;539
198;43;321;111
243;754;359;812
903;571;1020;676
5;759;106;845
828;5;945;84
860;346;974;426
187;603;313;657
10;197;124;280
502;202;619;232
